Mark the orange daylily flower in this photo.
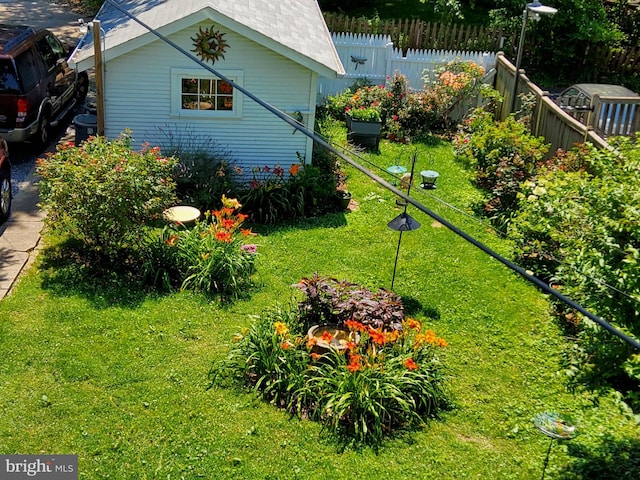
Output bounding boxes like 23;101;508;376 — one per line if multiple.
404;358;419;371
321;331;334;343
384;330;400;343
215;231;232;243
367;327;386;346
345;341;358;351
405;318;422;331
289;164;301;176
221;218;236;229
165;235;179;246
346;354;362;373
345;320;367;332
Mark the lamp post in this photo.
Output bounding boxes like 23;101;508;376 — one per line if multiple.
510;2;558;114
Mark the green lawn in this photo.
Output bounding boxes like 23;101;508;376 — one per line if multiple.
0;132;637;479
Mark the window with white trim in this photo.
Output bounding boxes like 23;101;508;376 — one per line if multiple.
171;68;243;118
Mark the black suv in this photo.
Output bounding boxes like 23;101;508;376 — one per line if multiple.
0;25;88;146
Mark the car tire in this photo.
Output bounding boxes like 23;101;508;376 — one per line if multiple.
75;72;89;105
35;112;51;148
0;167;11;224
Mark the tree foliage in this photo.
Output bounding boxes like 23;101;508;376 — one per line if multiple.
489;0;623;84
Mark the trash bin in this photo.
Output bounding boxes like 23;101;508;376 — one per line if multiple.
73;114;98;145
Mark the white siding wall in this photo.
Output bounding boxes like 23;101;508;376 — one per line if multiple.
103;24;316;173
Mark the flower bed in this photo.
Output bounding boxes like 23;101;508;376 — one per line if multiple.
210;274;451;448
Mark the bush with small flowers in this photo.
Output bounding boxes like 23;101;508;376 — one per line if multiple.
37;133;178;257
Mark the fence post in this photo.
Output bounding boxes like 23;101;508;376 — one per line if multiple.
589;93;601;131
385;39;395;83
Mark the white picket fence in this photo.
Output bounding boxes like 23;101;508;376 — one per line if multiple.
318;33;497;98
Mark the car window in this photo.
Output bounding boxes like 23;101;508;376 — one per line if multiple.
35;37;57;71
45;33;65;60
14;50;39;91
0;59;20;93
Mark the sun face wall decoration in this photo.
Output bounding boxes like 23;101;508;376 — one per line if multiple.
191;25;229;64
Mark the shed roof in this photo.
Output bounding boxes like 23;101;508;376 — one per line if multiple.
569;84;639;99
69;0;344;77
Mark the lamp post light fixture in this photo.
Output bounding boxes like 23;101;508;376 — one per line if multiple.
420;170;439;189
510;1;558;114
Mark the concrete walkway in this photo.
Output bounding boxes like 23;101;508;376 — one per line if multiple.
0;169;45;299
0;0;89;300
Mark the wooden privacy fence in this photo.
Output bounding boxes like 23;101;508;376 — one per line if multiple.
583;45;640;79
318;33;497;98
494;53;611;156
323;13;514;53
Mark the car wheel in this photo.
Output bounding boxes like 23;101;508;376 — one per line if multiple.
35;113;50;148
75;72;89;105
0;167;11;224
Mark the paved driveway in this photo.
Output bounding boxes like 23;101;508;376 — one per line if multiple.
0;0;87;45
0;0;90;299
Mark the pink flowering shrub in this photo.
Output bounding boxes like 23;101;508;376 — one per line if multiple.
326;61;489;139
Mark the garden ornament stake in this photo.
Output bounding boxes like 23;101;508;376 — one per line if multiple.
511;1;558;113
350;55;367;70
387;150;421;289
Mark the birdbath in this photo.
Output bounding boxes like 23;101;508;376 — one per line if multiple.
533;412;577;480
162;205;201;226
386;165;407;186
420;170;440;189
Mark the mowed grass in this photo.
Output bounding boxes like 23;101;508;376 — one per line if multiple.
0;132;637;479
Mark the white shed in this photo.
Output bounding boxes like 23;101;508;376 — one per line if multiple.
69;0;344;171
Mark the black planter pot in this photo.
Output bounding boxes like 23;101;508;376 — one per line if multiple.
334;191;352;210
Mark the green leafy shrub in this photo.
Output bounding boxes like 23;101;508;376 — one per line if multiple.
561;433;640;479
239;159;339;224
424;59;487;112
79;0;102;14
210;277;451;448
142;195;258;298
325;89;354;121
509;140;640;411
453;108;549;229
238;164;305;224
396;89;442;137
36;134;177;257
302;319;449;447
394;59;490;136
